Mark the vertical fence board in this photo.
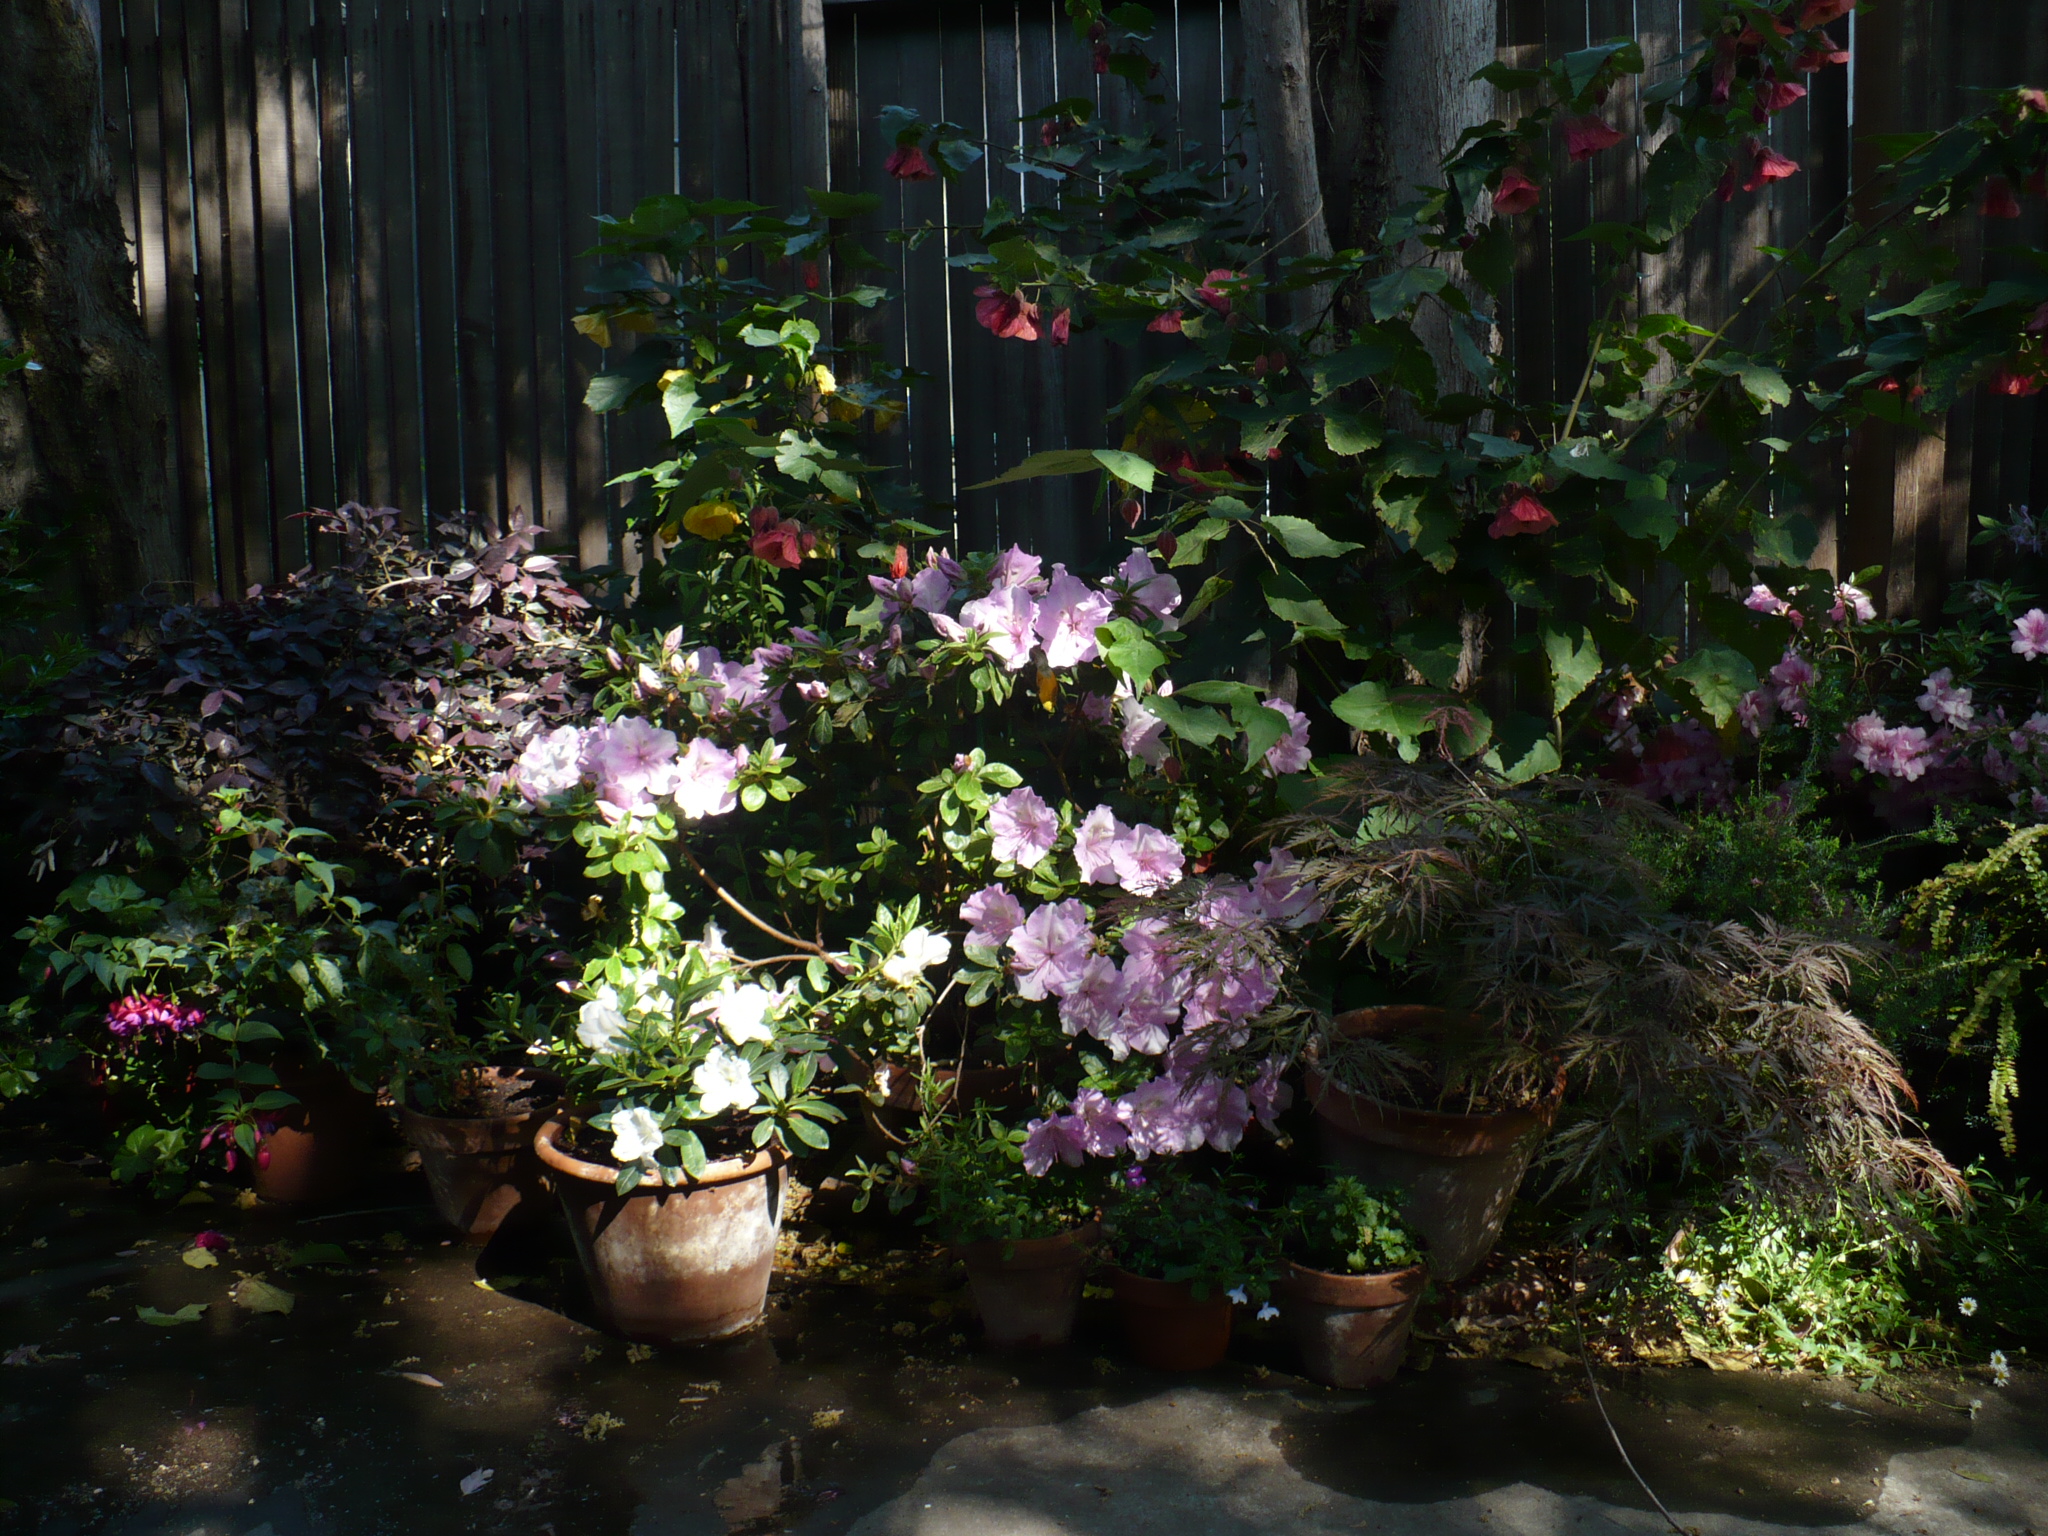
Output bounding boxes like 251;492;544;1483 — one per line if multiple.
411;0;464;523
560;0;608;566
487;0;541;528
449;0;503;526
252;0;309;565
283;0;336;523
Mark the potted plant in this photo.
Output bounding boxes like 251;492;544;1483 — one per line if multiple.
867;1103;1098;1348
1102;1163;1269;1371
1272;1176;1426;1387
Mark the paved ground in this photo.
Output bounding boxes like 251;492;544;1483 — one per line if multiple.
1;1146;2039;1536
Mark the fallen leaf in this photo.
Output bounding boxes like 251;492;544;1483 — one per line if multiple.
176;1188;215;1206
811;1408;844;1430
181;1248;219;1270
283;1243;348;1268
1950;1467;1995;1484
137;1304;207;1326
1508;1344;1575;1371
459;1468;495;1496
401;1371;445;1389
231;1277;295;1315
235;1190;260;1210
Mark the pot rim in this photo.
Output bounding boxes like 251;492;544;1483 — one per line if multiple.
955;1220;1099;1267
533;1116;782;1191
1276;1257;1428;1308
1106;1266;1236;1306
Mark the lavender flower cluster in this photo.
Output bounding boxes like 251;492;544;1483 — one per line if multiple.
512;715;748;823
105;993;206;1039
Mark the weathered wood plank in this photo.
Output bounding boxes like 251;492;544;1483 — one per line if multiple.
487;0;541;530
449;0;502;527
252;0;308;564
410;0;463;524
282;0;336;526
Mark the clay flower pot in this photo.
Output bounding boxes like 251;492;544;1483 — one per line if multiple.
533;1117;785;1344
861;1062;1025;1146
395;1067;559;1243
1109;1268;1234;1371
1304;1007;1558;1281
252;1060;378;1205
1274;1258;1427;1388
955;1223;1096;1348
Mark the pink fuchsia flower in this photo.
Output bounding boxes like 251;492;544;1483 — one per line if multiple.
748;507;815;569
1492;168;1541;215
106;994;206;1038
192;1230;229;1253
1979;176;2022;219
1009;898;1094;1001
2012;609;2048;659
1194;269;1245;315
1742;138;1801;192
884;143;936;180
1489;487;1557;539
513;724;586;805
1253;698;1312;776
1110;822;1185;896
1830;582;1876;624
1917;668;1976;728
1108;548;1180;621
1021;1113;1088;1175
1047;308;1072;346
671;737;744;820
1073;806;1124;884
1034;565;1113;668
1754;74;1808;116
972;285;1041;341
1563;116;1625;162
1146;309;1185;334
989;785;1060;868
1989;366;2044;397
960;883;1028;950
950;583;1039;671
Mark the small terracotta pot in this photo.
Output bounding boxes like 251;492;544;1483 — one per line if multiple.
533;1118;785;1344
252;1061;378;1205
1274;1259;1427;1388
396;1068;558;1243
1305;1007;1559;1281
1109;1267;1234;1371
862;1063;1026;1146
956;1223;1095;1348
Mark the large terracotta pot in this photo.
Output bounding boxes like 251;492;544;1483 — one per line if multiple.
395;1068;558;1243
1304;1007;1558;1282
1109;1268;1234;1371
1274;1258;1427;1388
252;1061;378;1205
533;1118;785;1344
956;1224;1095;1349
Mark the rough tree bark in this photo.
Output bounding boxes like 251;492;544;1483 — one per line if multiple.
0;0;185;613
1241;0;1334;332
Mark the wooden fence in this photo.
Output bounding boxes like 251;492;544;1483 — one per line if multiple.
98;0;2048;609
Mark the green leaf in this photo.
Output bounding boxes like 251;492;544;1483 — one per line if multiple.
1670;644;1758;728
1541;625;1602;713
661;379;704;438
582;348;670;413
231;1276;295;1315
962;448;1107;490
1329;682;1436;758
137;1304;207;1326
788;1114;831;1150
1487;713;1563;783
1546;437;1635;481
1234;702;1291;765
1167;517;1231;568
1092;449;1156;491
669;1129;709;1179
1143;695;1232;748
444;943;474;983
1096;619;1167;683
1181;575;1231;623
1696;357;1791;408
1307;343;1398;398
1365;266;1450;322
1262;515;1361;560
1260;568;1341;632
1868;282;1963;321
1322;411;1382;456
614;1165;642;1196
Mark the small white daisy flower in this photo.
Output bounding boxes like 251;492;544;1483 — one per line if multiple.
1958;1296;1979;1317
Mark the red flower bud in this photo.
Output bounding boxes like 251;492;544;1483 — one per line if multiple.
1493;168;1541;216
1980;176;2022;219
884;144;937;181
1117;498;1144;528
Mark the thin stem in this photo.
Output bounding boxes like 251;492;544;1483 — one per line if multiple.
1569;1251;1692;1536
678;845;852;975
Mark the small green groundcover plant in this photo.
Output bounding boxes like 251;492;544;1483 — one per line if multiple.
1278;1177;1422;1277
1104;1163;1272;1301
870;1103;1096;1247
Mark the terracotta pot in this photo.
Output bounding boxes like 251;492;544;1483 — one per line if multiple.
252;1061;378;1205
395;1068;558;1243
861;1062;1026;1146
1274;1259;1427;1388
955;1223;1095;1348
533;1118;785;1344
1304;1007;1558;1282
1109;1267;1234;1371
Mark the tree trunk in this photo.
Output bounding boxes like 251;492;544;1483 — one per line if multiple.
1241;0;1333;332
0;0;184;615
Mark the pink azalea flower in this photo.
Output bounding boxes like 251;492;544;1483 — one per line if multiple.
1563;115;1625;162
1737;689;1775;738
910;550;964;613
1034;565;1113;668
512;724;586;805
1073;806;1124;884
1250;849;1323;928
580;717;681;819
989;786;1060;868
1253;697;1312;776
954;584;1039;671
1110;822;1185;896
1058;955;1128;1040
1109;548;1181;620
1067;1088;1131;1157
1493;168;1541;215
989;546;1044;590
1009;898;1094;1000
1917;667;1975;728
1247;1057;1293;1132
1021;1113;1088;1175
960;883;1028;950
1744;583;1785;615
1770;650;1816;713
2012;609;2048;660
671;737;743;820
1829;582;1876;624
1117;692;1170;767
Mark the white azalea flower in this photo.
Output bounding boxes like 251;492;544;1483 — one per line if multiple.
576;988;631;1056
609;1105;664;1166
881;927;952;987
693;1046;759;1117
710;982;778;1045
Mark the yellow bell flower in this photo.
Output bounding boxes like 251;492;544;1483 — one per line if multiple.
680;500;743;539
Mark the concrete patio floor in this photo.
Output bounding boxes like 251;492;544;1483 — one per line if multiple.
2;1151;2038;1536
